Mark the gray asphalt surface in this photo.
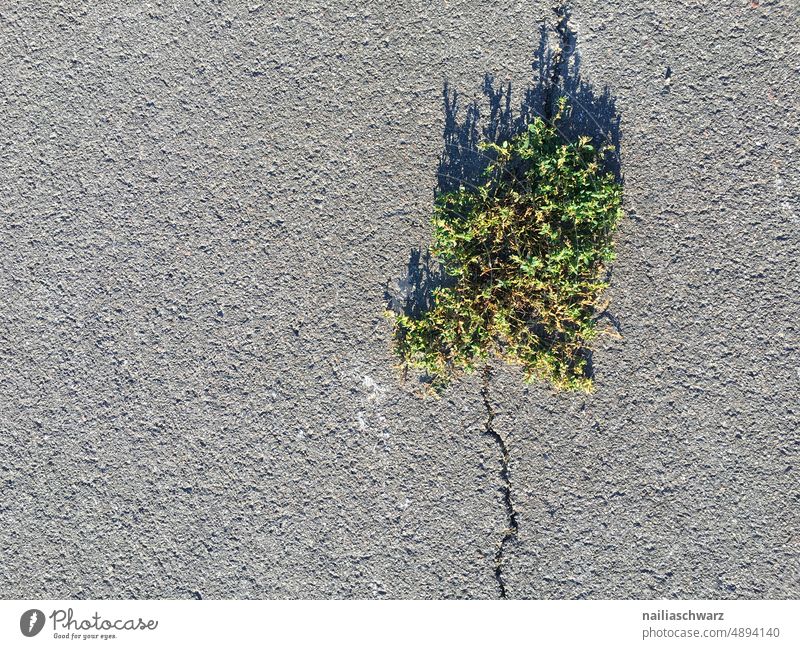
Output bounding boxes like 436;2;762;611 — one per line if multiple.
0;1;797;599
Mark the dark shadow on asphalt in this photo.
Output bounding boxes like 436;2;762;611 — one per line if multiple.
385;247;452;320
437;17;621;194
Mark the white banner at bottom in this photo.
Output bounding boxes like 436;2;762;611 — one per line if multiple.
1;599;797;649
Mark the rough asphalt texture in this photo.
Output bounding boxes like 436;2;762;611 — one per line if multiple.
0;1;797;599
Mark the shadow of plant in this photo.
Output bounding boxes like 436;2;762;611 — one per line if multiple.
385;247;452;320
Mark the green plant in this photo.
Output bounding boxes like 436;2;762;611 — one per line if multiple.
390;98;624;392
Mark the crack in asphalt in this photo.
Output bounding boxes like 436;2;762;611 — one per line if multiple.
481;365;519;599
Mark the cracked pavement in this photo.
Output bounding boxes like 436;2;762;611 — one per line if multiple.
1;1;798;599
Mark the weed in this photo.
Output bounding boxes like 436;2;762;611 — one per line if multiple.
389;98;623;392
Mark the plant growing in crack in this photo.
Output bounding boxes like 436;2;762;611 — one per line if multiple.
388;97;624;393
